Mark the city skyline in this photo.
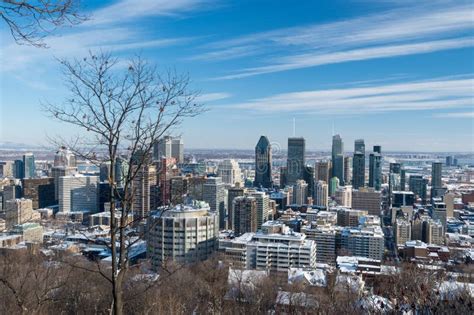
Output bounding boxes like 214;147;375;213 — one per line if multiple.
1;0;473;152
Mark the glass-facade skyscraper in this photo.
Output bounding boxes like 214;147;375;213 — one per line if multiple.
331;134;344;185
286;137;305;185
352;139;365;189
368;146;382;190
254;136;273;188
23;153;35;179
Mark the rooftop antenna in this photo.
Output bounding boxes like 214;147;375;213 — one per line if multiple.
332;121;335;136
293;117;296;136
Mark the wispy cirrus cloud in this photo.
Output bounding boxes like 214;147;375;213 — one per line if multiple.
2;0;215;74
434;111;474;118
230;77;474;114
196;2;474;78
196;92;232;102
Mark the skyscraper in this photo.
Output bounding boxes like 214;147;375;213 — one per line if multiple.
431;162;442;189
315;181;328;208
254;136;273;188
218;159;242;186
409;175;428;204
293;179;308;205
232;196;257;236
131;163;156;218
14;160;24;179
249;191;270;230
23;153;35;179
389;163;402;204
368;146;382;190
286;137;305;185
58;175;98;213
331;134;344;185
344;156;352;185
227;186;245;230
54;147;76;167
352;139;365;189
315;160;331;183
203;177;226;229
153;136;184;163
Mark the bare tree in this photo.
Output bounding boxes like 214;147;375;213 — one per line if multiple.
1;0;86;47
44;51;204;315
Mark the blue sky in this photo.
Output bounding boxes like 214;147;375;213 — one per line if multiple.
1;0;473;152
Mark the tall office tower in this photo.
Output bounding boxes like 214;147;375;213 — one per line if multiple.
54;146;76;167
254;136;273;188
99;162;110;182
315;160;331;183
409;175;428;204
389;163;402;205
335;186;352;207
14;159;24;179
315;181;329;208
329;177;339;197
153;136;184;163
171;138;184;163
22;178;55;209
153;136;172;161
58;175;98;213
187;176;207;200
352;139;365;189
292;180;308;205
156;157;177;206
169;176;188;205
249;191;270;230
5;198;39;230
147;202;218;270
279;167;287;188
431;162;443;189
51;166;77;202
303;166;315;199
352;188;382;216
331;134;344;185
227;186;245;230
203;177;226;229
23;153;36;179
0;161;13;177
232;196;257;236
400;169;406;191
344;156;352;185
368;146;382;190
445;156;453;167
286;137;305;185
131;164;156;218
115;156;128;188
218;159;242;186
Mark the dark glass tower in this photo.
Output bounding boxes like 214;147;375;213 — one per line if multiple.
287;137;305;185
368;145;382;190
352;139;365;189
331;134;344;185
254;136;273;188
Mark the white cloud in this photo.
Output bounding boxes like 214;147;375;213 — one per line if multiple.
434;111;474;118
197;92;232;102
197;2;474;78
230;77;474;114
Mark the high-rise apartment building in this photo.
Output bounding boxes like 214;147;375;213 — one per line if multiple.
147;201;218;270
292;179;308;205
344;156;352;185
335;186;352;208
254;136;273;188
286;137;305;185
315;181;329;208
131;164;156;218
233;196;257;236
249;191;270;230
5;198;40;230
227;186;245;230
